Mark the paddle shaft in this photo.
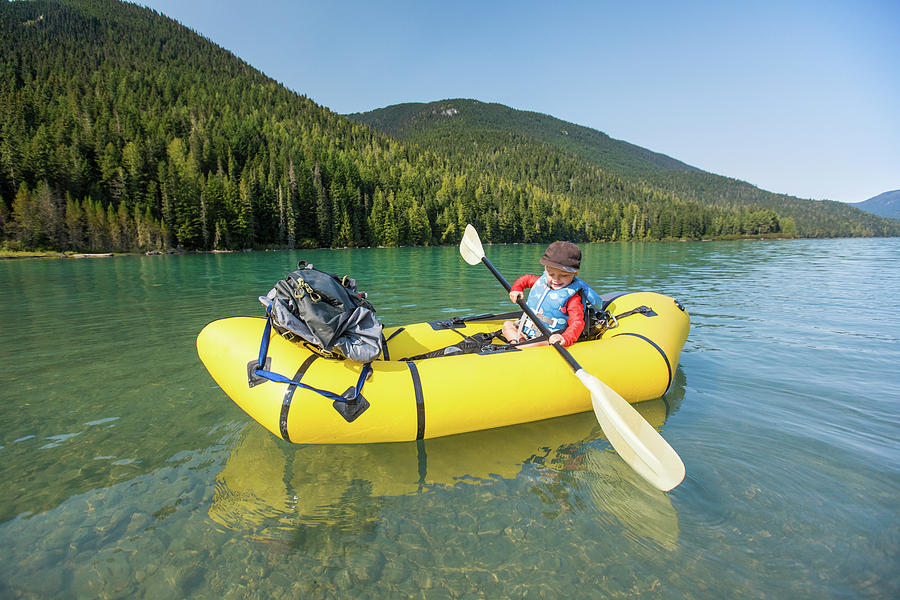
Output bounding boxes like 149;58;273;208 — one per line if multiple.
480;256;582;372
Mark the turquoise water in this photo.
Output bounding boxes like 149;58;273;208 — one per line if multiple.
0;239;897;598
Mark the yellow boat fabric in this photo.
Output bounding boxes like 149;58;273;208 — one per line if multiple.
196;291;689;444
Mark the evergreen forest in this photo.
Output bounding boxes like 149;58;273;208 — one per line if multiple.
2;0;897;255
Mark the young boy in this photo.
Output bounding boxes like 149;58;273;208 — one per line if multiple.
502;241;603;348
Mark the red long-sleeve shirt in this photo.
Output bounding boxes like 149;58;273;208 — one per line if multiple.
511;274;585;346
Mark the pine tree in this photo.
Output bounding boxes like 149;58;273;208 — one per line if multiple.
61;194;82;251
10;183;35;248
313;163;331;246
407;200;431;245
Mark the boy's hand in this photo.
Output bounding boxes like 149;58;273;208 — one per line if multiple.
509;290;524;304
548;333;565;346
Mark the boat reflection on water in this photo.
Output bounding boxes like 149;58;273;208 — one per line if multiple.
210;372;685;550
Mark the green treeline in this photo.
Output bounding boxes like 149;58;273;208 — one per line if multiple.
1;1;894;255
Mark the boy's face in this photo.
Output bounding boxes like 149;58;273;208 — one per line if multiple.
544;267;577;290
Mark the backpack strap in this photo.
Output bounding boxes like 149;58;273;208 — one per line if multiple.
249;304;372;403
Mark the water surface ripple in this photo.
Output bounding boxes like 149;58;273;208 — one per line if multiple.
1;238;897;598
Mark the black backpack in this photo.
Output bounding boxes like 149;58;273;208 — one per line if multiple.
578;290;613;341
259;261;383;362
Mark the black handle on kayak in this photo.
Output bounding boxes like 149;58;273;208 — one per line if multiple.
480;256;583;373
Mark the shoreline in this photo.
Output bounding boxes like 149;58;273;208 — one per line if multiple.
2;234;890;260
0;249;236;260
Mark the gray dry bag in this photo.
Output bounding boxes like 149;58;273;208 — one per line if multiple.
259;261;383;362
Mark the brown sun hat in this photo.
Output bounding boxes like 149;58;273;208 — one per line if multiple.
540;241;581;273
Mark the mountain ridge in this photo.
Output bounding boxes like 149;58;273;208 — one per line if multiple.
347;99;701;177
348;99;898;238
853;190;900;220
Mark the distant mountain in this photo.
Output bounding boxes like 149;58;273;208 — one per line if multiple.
853;190;900;220
349;100;900;238
348;99;701;177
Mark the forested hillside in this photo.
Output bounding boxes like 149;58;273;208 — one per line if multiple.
349;99;702;177
1;0;897;255
349;100;900;239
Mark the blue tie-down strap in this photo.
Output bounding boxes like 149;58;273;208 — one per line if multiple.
248;306;372;422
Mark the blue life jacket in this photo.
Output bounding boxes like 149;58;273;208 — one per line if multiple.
521;274;602;337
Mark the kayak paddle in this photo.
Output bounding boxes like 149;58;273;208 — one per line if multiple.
459;224;685;491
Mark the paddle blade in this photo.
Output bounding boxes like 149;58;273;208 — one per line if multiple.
575;369;686;492
459;224;485;265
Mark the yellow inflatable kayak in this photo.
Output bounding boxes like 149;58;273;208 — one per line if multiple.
197;291;689;444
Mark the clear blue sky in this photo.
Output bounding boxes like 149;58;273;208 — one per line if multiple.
137;0;899;204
